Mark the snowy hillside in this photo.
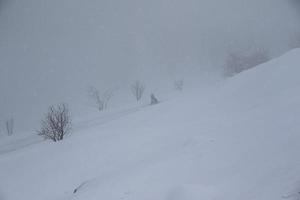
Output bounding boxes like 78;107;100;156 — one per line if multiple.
1;49;300;200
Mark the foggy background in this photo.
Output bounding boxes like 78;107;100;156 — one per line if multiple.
0;0;299;132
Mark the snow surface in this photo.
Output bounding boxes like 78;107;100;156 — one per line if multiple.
1;49;300;200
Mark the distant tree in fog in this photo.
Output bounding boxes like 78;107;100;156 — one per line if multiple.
131;81;145;102
88;87;114;111
174;79;184;91
5;118;14;136
224;48;269;76
38;103;71;142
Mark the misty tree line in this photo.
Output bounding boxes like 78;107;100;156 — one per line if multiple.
37;43;298;142
6;41;299;140
1;79;183;140
224;48;270;76
2;78;183;139
37;80;181;142
88;80;182;112
37;38;300;142
224;32;300;76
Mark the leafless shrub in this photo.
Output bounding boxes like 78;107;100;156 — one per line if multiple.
174;79;184;91
88;87;114;111
131;81;145;102
224;48;269;76
38;103;71;142
5;118;14;136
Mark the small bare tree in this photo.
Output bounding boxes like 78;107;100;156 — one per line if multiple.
88;87;114;111
131;81;145;102
5;118;14;136
38;103;71;142
174;79;184;91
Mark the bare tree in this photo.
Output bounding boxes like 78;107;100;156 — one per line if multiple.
5;118;14;136
38;103;71;142
88;87;114;111
174;79;184;91
131;81;145;102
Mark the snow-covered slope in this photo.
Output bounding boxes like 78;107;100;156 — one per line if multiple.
1;49;300;200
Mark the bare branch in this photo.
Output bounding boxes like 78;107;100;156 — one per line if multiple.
88;87;115;111
131;81;145;102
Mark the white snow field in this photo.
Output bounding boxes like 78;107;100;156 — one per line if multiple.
1;49;300;200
